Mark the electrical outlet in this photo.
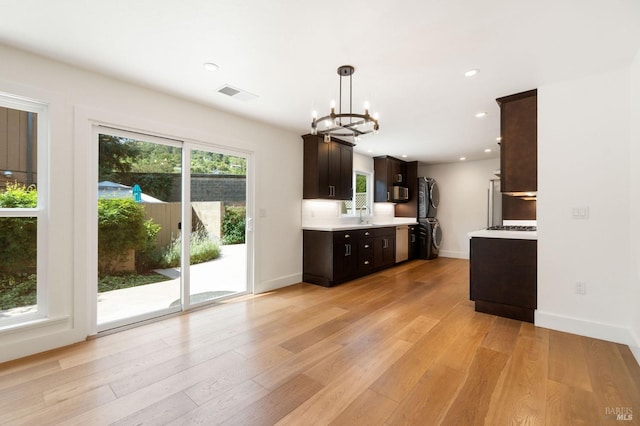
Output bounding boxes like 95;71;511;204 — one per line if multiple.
576;282;587;295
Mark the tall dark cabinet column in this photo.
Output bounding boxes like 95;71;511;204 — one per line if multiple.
496;89;537;220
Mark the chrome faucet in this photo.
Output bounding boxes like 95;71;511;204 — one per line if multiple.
359;206;371;223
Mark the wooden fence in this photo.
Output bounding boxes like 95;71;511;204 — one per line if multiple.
143;201;223;248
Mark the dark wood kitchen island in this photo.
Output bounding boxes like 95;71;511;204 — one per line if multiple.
468;229;537;322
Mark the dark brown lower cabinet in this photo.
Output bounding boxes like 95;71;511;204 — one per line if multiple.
373;227;395;269
303;227;396;287
469;237;537;322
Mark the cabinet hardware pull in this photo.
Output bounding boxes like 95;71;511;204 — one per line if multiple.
364;244;369;248
364;231;370;236
345;243;351;256
383;238;388;249
411;235;416;243
364;261;369;265
386;191;390;201
345;234;350;238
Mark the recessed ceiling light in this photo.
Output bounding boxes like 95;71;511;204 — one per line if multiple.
484;148;492;153
203;62;219;72
475;112;487;118
401;154;408;158
460;157;466;161
464;69;479;77
367;149;373;153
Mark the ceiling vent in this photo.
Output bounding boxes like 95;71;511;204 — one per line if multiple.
217;85;259;101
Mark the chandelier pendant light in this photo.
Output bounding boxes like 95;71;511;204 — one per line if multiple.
311;65;379;142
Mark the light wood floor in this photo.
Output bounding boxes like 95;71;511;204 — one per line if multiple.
1;258;640;425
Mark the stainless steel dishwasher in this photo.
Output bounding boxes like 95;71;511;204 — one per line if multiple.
395;225;409;263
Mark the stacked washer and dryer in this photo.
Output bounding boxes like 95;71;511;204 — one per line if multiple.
418;177;442;259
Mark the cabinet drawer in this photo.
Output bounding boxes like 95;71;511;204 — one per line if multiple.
358;238;374;273
332;229;371;242
372;226;394;237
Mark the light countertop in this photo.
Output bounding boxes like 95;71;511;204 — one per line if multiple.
467;229;537;240
303;218;418;232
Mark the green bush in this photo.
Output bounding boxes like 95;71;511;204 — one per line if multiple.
221;205;246;245
0;183;37;274
98;198;154;276
0;273;36;311
0;182;37;208
134;219;162;273
159;226;220;268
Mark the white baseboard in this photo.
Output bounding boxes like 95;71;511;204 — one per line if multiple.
438;250;468;259
630;345;640;367
629;328;640;367
535;310;637;349
255;273;302;294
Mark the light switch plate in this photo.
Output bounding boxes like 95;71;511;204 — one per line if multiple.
571;206;589;219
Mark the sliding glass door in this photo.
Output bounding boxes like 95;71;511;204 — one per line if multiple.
95;128;249;331
96;130;183;329
187;147;247;307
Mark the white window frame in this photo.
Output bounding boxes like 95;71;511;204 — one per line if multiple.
341;169;373;217
0;92;49;327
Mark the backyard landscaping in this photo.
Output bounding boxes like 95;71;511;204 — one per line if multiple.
0;184;246;311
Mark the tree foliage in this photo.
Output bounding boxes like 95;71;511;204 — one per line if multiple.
221;206;246;245
99;134;246;180
98;134;141;181
356;174;367;193
0;183;37;274
98;198;157;276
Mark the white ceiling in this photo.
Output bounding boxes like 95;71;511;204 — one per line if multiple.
1;0;638;164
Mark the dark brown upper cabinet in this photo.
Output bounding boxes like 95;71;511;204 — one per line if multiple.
374;155;407;202
496;89;537;194
303;134;353;200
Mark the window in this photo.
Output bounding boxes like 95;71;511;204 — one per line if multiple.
342;170;373;217
0;94;48;325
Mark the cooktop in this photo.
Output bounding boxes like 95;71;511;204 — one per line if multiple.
487;225;537;231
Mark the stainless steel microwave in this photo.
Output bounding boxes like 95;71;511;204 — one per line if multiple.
393;186;409;201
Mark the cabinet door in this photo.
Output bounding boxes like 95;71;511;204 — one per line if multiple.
332;141;353;200
382;233;396;266
498;91;537;193
470;237;537;309
316;139;332;198
303;230;334;286
374;157;390;202
303;135;332;199
333;231;357;281
373;228;396;269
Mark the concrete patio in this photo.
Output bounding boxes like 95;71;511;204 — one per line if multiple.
97;243;247;324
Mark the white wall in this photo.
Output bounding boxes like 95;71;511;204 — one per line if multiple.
353;152;374;174
0;44;303;362
419;157;500;259
536;67;634;346
629;49;640;361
